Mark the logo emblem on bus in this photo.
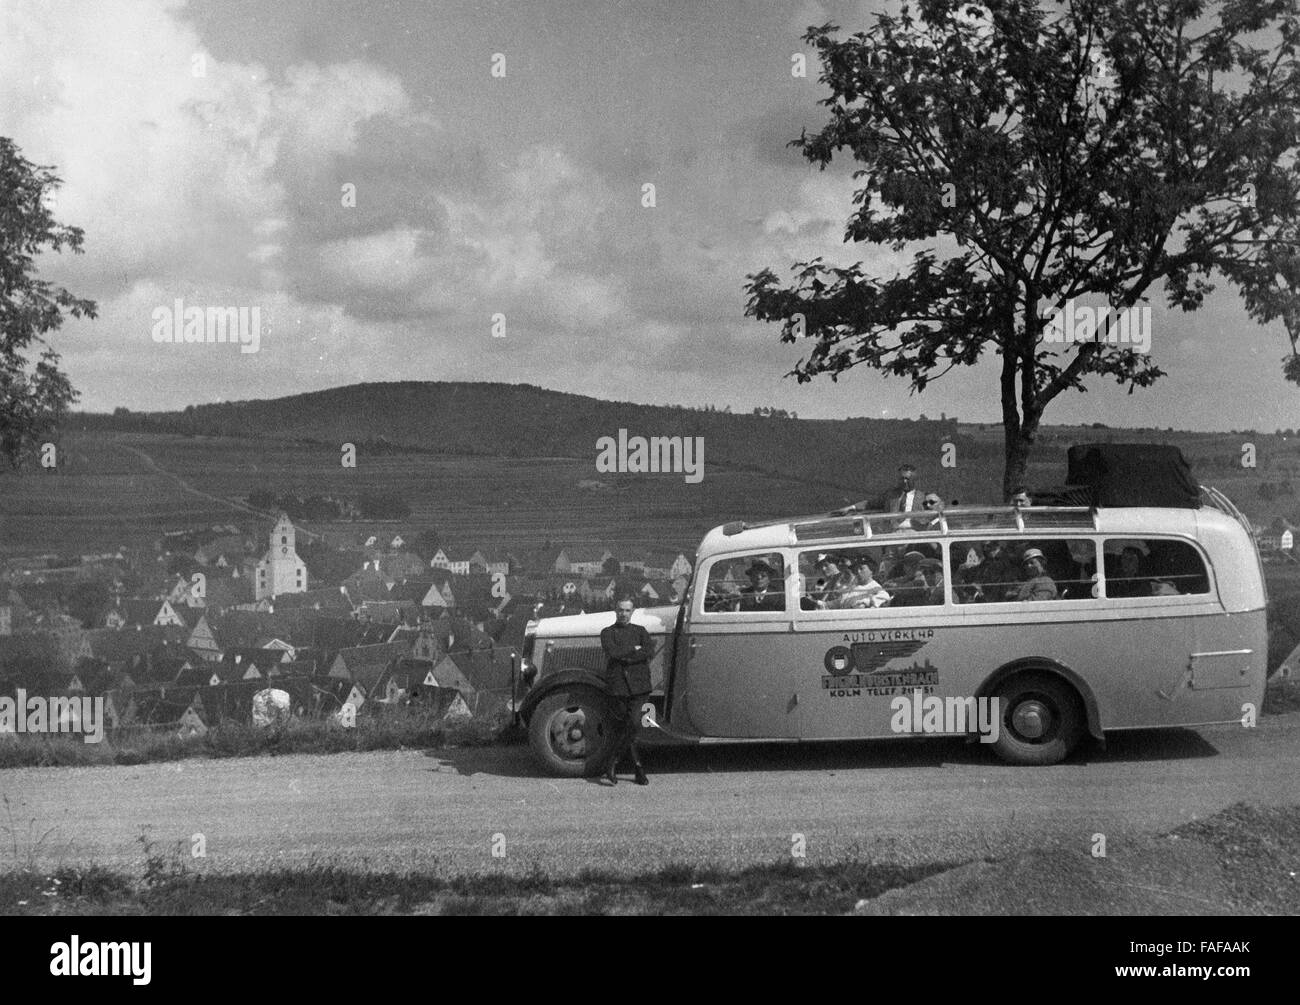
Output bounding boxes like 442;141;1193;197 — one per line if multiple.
824;640;928;675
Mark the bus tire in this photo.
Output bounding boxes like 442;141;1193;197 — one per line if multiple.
990;674;1084;766
528;687;618;778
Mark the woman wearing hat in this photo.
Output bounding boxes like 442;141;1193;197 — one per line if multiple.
807;554;856;609
1012;548;1058;602
836;554;892;609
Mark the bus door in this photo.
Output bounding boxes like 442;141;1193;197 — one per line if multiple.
682;551;799;738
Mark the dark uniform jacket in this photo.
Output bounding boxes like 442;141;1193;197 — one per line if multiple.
735;586;785;611
599;622;654;697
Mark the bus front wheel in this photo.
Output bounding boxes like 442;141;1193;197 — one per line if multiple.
990;674;1083;766
528;688;618;777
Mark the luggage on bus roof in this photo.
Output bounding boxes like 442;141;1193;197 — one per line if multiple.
1065;443;1201;508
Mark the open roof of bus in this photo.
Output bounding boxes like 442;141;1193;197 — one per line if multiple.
706;497;1247;555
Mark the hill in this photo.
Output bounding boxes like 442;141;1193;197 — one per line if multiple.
86;381;973;496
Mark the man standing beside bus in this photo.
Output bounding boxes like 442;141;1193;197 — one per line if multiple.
598;598;652;785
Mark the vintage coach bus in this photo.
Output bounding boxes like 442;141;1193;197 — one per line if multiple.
513;496;1266;774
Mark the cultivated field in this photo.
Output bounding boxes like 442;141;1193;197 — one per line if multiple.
1;423;1295;559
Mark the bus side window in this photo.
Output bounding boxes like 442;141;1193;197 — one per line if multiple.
1103;539;1210;596
704;553;786;613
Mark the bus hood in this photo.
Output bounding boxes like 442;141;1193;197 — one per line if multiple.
533;604;680;639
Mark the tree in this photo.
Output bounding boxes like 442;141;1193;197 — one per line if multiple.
745;1;1300;497
1;137;94;469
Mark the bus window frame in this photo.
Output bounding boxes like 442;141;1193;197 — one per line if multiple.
1097;535;1216;601
792;540;951;617
694;551;794;620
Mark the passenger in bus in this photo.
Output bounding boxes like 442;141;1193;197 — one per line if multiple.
1105;542;1151;598
835;462;925;519
1010;487;1032;508
837;555;891;609
918;558;945;605
1012;548;1058;601
884;550;928;606
919;494;946;529
1058;540;1099;599
735;559;785;611
807;554;855;609
956;540;1020;602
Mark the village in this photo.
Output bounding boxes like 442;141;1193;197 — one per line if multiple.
0;513;695;738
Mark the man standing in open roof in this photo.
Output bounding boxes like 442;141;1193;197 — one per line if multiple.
837;463;925;517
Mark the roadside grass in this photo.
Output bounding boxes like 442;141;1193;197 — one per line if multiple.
0;853;960;916
5;673;1297;771
1170;803;1300;915
0;707;506;770
2;802;1296;915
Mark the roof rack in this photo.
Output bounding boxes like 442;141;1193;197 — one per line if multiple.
790;505;1099;543
1200;484;1252;535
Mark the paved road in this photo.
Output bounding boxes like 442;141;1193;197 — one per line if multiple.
4;717;1298;878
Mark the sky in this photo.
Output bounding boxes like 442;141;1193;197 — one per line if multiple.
1;0;1297;430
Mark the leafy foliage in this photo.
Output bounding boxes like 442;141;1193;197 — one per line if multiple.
0;137;94;469
746;0;1300;494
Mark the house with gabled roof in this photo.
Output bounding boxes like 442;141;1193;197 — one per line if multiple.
479;549;512;576
186;613;222;662
221;648;287;679
98;600;127;630
641;548;693;581
177;663;218;688
342;566;391;603
388;625;443;663
555;547;614;577
357;599;418;625
438;548;486;576
388;576;455;611
327;642;411;687
271;586;352;616
378;552;426;581
85;625;189;678
124;598;187;629
427;653;476;696
177;701;208;739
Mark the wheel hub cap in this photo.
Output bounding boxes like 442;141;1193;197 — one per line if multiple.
1012;699;1051;739
549;708;592;758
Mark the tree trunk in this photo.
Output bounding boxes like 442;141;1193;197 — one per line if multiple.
1003;430;1031;501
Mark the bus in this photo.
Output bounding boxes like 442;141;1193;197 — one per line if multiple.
513;494;1267;773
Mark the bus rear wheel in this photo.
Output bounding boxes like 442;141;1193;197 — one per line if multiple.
990;674;1083;766
528;688;618;778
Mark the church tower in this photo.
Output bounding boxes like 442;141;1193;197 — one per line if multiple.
255;513;308;600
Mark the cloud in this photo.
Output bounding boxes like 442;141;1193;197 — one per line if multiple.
0;0;410;302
